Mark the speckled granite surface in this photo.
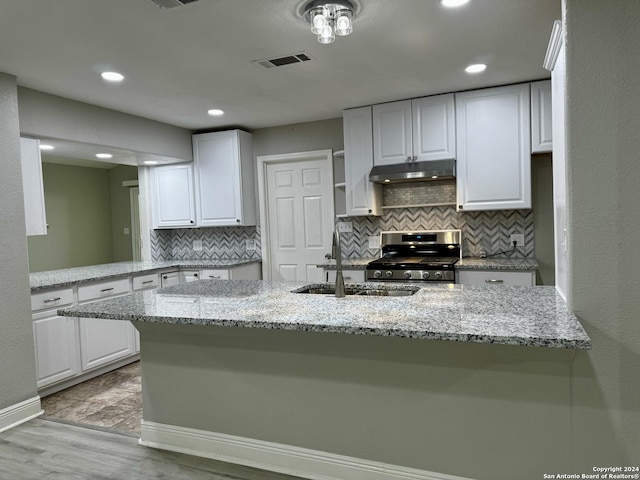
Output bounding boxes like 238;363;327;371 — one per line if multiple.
318;257;538;271
58;280;591;350
456;257;538;270
30;260;261;291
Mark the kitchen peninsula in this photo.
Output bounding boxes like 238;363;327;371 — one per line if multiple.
58;280;589;480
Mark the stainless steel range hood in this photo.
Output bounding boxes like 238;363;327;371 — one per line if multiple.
369;159;455;184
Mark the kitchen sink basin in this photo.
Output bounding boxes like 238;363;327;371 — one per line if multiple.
294;285;418;296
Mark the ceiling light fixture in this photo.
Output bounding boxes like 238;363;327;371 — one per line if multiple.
302;0;355;45
207;109;224;116
465;63;487;73
96;153;113;159
101;71;124;82
441;0;470;7
143;160;159;165
39;144;54;151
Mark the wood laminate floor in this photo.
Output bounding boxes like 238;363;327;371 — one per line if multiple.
41;361;142;434
0;418;305;479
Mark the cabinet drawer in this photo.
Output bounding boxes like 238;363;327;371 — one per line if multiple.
31;288;75;312
133;273;159;291
201;269;230;280
458;270;535;286
78;278;131;303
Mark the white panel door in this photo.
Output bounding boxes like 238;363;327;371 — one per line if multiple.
266;158;333;282
531;80;553;153
412;94;456;161
372;100;413;166
193;130;242;227
79;317;136;372
151;163;196;228
455;84;531;211
33;312;79;388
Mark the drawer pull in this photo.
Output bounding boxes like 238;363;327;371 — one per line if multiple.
142;280;154;285
485;279;504;284
100;287;115;293
209;275;221;279
43;297;62;303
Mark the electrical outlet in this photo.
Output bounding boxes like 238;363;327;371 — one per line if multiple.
193;240;203;251
368;235;381;250
123;227;129;235
510;234;525;247
336;221;353;233
245;239;257;251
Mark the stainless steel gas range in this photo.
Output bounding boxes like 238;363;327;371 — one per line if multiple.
366;230;461;284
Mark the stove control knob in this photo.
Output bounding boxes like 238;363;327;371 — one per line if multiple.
384;270;393;278
403;271;412;279
434;271;443;280
421;271;430;280
373;270;383;279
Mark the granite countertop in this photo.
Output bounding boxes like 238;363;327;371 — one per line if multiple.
318;257;538;271
58;280;591;350
30;259;261;291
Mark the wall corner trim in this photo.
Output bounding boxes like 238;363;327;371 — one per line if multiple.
0;396;43;434
543;20;563;71
139;420;475;480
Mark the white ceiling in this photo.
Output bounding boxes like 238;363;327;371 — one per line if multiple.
0;0;559;132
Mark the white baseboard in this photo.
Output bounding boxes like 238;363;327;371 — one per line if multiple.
140;420;474;480
0;396;43;434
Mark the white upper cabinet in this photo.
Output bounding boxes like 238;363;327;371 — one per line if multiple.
193;130;256;227
411;94;456;161
372;100;413;165
20;137;48;236
343;106;382;216
151;163;196;228
530;80;553;153
372;94;456;166
455;84;531;211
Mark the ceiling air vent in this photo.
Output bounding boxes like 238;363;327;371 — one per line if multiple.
253;53;312;69
149;0;199;9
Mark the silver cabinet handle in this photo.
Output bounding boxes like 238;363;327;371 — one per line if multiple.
100;287;114;293
44;297;61;303
209;275;221;279
142;280;154;285
485;279;504;284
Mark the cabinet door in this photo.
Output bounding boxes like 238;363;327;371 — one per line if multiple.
33;313;79;388
455;84;531;211
372;100;413;166
343;107;381;216
412;94;456;161
531;80;553;153
79;317;135;372
20;137;48;236
193;131;243;227
151;163;196;228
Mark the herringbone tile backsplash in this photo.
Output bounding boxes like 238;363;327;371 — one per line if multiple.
150;226;261;261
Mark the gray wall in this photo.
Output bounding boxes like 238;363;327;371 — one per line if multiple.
532;154;555;285
18;87;193;162
0;72;38;409
109;165;138;262
565;0;640;467
252;118;344;158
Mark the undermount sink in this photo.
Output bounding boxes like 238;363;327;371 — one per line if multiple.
294;285;419;297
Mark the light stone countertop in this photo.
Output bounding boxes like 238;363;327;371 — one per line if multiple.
58;280;591;350
318;257;538;271
30;260;261;291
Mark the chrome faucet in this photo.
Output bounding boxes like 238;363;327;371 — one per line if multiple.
332;226;346;298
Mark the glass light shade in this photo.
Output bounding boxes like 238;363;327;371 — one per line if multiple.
310;7;328;34
335;9;353;36
318;24;335;44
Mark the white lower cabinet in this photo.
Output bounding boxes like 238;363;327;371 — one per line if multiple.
33;311;80;389
160;271;180;287
458;270;535;286
324;269;366;283
77;279;135;373
181;270;201;282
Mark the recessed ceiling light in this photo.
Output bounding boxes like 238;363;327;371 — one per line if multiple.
96;153;113;159
39;144;54;151
207;109;224;116
101;71;124;82
431;175;439;179
143;160;159;165
441;0;470;7
465;63;487;74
